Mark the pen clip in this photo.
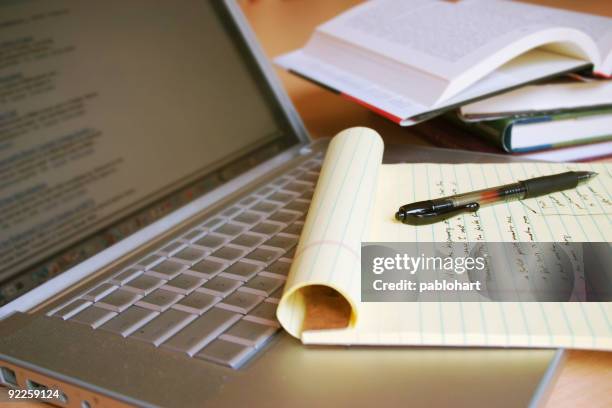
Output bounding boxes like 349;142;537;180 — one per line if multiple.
399;202;480;225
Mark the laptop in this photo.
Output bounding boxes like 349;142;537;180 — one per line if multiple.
0;1;563;407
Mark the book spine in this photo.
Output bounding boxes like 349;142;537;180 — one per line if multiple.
441;113;511;152
421;120;502;153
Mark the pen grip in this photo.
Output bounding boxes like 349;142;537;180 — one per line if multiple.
522;171;578;199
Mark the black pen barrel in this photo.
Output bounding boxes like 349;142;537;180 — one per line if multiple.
521;171;586;199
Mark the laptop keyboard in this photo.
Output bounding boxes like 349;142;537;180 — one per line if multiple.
47;154;323;369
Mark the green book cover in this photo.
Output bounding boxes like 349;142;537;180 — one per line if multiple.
455;108;612;153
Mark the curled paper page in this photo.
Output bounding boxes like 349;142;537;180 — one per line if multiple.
277;127;383;337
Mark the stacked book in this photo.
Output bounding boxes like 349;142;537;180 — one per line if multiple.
275;0;612;162
442;78;612;162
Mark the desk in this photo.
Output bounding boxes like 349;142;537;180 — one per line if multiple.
1;1;611;407
240;1;612;408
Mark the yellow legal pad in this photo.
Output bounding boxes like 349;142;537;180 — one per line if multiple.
277;127;612;350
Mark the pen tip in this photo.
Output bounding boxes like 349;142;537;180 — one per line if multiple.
395;211;404;222
576;171;598;182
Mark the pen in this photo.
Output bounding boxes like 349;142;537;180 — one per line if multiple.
395;171;598;225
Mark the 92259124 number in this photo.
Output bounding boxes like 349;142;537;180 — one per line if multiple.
8;388;61;399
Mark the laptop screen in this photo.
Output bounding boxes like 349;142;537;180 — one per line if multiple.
0;1;301;304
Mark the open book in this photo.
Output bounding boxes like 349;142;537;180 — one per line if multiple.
277;127;612;350
276;0;612;125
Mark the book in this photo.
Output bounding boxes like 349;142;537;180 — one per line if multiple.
460;79;612;121
455;108;612;153
429;130;612;162
276;0;612;125
277;127;612;350
521;141;612;162
402;116;612;162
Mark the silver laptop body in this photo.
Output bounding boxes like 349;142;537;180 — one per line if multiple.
0;1;563;407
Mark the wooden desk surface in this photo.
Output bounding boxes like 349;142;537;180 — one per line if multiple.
2;1;611;407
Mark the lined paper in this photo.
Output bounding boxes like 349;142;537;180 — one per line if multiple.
277;128;612;350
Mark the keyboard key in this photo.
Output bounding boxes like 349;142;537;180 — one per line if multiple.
259;270;287;282
282;222;304;236
147;260;187;279
284;247;296;260
287;168;304;178
267;191;297;204
162;308;241;355
129;309;196;346
194;233;228;250
240;275;283;297
201;217;226;231
70;306;117;328
181;229;207;243
245;247;283;266
82;283;117;302
187;259;225;278
237;196;257;207
123;275;164;295
251;201;281;214
197;276;242;297
221;206;242;218
230;233;266;249
214;223;246;237
173;291;220;314
302;159;320;169
220;261;261;281
267;287;284;304
97;288;142;312
195;338;256;369
250;221;284;235
52;299;91;320
270;176;291;188
284;181;312;194
208;246;247;263
261;234;298;252
172;247;207;265
217;291;264;314
299;189;314;200
265;260;292;277
267;209;301;224
109;268;142;285
136;289;183;312
136;254;164;269
254;186;274;197
232;211;262;226
283;199;310;214
244;301;279;327
220;319;278;348
306;159;322;169
99;306;159;337
158;241;187;257
300;171;319;183
163;274;206;294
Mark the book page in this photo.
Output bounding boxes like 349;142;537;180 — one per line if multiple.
278;128;612;350
316;0;601;80
460;81;612;118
